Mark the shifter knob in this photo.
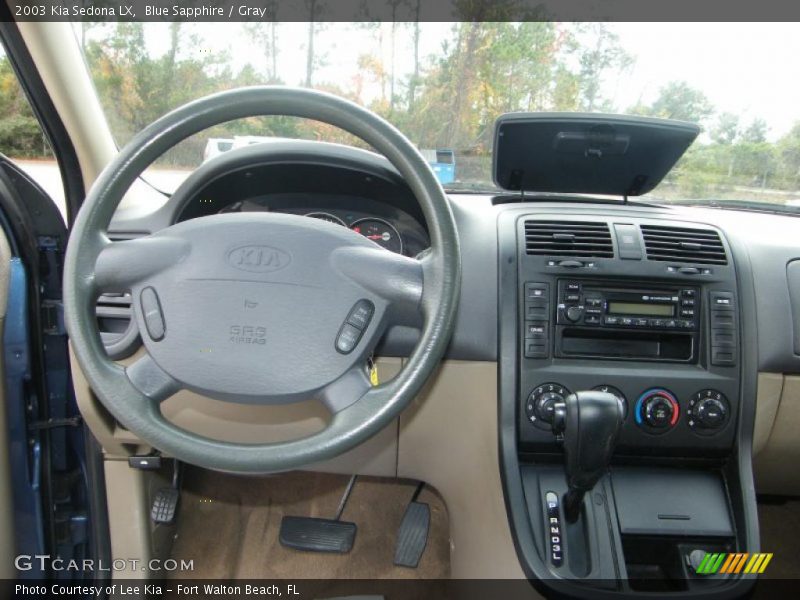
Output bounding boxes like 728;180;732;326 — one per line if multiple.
552;391;625;522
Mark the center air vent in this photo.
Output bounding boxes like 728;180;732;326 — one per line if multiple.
641;225;727;265
524;220;614;258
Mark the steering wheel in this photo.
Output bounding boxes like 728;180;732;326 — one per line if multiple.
63;87;461;474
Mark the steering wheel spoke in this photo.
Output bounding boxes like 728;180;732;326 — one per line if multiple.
95;234;191;293
319;364;373;414
125;352;182;404
332;245;424;326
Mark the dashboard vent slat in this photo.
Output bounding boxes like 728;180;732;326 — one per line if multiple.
523;220;614;258
641;225;727;265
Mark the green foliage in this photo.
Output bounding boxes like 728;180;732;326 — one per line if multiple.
3;22;800;203
629;81;714;125
0;55;52;158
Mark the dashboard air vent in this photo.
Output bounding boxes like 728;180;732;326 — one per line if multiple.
641;225;727;265
523;220;614;258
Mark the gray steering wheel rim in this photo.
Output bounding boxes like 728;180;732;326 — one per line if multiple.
63;86;461;474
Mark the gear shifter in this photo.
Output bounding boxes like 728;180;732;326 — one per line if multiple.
552;391;625;522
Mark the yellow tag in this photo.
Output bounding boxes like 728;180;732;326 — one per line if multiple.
369;361;379;386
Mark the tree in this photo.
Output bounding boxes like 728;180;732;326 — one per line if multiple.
776;123;800;188
711;112;739;145
742;118;768;143
630;81;714;125
573;23;633;112
0;55;51;158
304;0;327;87
244;14;280;83
406;0;423;107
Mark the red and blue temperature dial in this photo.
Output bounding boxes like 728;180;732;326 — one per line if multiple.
635;388;680;431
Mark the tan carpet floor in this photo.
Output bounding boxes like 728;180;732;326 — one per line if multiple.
167;467;450;580
756;498;800;580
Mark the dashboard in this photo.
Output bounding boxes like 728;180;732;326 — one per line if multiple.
176;192;429;257
93;138;800;598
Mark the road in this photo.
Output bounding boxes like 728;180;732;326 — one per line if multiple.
9;159;800;224
12;159;191;223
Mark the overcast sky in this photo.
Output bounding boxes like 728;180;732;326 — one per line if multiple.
88;21;800;141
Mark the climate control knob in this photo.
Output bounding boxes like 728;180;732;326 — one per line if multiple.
526;383;570;430
687;390;730;434
635;389;680;432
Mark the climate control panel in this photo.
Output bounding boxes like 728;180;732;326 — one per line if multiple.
519;381;734;454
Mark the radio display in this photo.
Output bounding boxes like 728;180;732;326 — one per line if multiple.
607;301;674;317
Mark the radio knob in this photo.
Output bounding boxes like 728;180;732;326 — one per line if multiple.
565;305;583;323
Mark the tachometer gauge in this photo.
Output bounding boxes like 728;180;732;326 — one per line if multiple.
350;218;403;254
305;211;346;226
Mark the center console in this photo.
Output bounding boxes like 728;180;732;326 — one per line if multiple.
497;209;759;599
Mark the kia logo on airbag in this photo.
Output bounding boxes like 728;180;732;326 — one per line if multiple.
227;245;291;273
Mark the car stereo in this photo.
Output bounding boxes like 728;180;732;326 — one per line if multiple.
555;281;699;331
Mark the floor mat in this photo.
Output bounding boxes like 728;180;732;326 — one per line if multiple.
168;467;450;580
757;498;800;579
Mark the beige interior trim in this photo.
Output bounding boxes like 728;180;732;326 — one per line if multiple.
398;360;528;580
754;374;800;495
80;356;530;581
753;372;784;457
72;347;402;476
0;232;16;578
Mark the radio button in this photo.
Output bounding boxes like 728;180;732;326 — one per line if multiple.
526;305;548;320
565;282;581;292
526;296;548;308
681;289;696;298
525;283;548;299
635;318;649;327
586;298;603;307
680;308;695;317
620;317;635;327
565;293;581;302
665;319;678;328
525;340;548;358
681;298;695;307
585;315;601;325
525;322;547;339
651;318;666;328
604;316;619;326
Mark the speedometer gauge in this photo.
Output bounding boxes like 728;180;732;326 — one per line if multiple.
305;212;346;226
350;218;403;254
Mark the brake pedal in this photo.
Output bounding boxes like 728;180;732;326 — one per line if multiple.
151;460;181;525
279;475;358;554
393;482;430;568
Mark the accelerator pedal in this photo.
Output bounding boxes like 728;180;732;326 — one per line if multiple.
279;474;358;554
393;482;431;568
151;460;182;525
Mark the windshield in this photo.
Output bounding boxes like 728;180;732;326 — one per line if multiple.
73;22;800;208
